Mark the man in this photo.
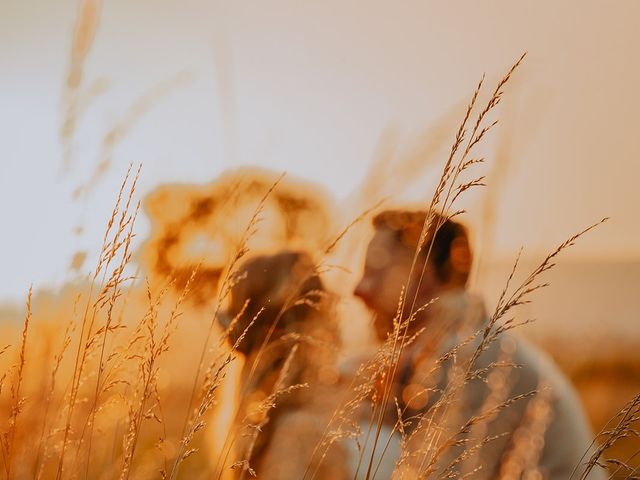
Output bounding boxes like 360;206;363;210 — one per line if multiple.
354;209;604;480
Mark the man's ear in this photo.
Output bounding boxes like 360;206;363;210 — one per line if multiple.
449;236;472;281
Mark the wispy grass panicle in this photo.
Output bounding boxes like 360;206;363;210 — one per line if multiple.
357;55;528;480
1;286;32;479
55;164;141;480
170;174;285;479
120;267;197;480
571;392;640;480
34;317;75;480
60;0;102;170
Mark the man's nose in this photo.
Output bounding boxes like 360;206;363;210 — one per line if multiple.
217;311;232;330
354;278;371;303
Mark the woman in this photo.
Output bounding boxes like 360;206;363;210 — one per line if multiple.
218;250;400;479
218;251;348;479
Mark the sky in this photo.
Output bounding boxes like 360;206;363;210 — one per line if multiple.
1;0;639;303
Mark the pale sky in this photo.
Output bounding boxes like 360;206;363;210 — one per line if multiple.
1;0;639;302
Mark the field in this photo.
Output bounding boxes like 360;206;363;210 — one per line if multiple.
2;8;639;477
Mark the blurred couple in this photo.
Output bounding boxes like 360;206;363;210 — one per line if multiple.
218;209;604;480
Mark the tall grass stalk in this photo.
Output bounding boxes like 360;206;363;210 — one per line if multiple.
56;164;140;479
169;174;285;479
1;286;31;478
359;54;525;480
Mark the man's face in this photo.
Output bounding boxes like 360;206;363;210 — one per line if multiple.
354;229;435;341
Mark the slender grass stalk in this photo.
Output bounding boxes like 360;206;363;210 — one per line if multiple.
56;164;139;479
1;286;32;478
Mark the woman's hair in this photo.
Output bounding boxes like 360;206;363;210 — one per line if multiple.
221;251;338;472
222;250;329;355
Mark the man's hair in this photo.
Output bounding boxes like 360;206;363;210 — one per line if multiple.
372;209;472;287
